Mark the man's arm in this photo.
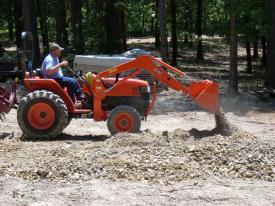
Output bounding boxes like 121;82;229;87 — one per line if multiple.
45;61;68;76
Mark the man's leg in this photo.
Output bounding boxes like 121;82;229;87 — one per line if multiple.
55;77;83;102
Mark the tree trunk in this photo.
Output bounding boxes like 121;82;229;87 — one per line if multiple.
142;6;145;35
7;3;14;41
170;0;177;66
158;0;168;62
71;0;84;54
121;10;127;51
0;42;4;57
13;0;23;48
22;0;41;67
253;40;259;59
261;36;267;68
37;0;49;56
85;0;91;24
155;0;160;49
151;14;155;35
228;0;238;93
265;0;275;88
246;41;252;73
56;0;69;48
93;0;105;52
196;0;203;60
188;4;193;47
184;5;190;45
105;0;124;54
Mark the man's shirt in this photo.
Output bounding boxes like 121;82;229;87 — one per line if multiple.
41;54;63;78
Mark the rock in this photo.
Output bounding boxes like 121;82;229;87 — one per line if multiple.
173;129;189;140
37;170;49;178
162;131;169;137
265;176;273;182
74;173;80;180
60;170;70;176
144;129;152;133
188;145;196;152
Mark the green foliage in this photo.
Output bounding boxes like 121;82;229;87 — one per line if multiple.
204;0;229;36
237;0;266;41
0;0;268;53
0;52;17;64
125;1;155;36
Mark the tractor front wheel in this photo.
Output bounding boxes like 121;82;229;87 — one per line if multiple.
107;105;141;135
17;90;68;140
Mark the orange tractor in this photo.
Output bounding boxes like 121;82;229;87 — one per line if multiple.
0;32;220;139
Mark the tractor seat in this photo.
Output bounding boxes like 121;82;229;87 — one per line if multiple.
34;68;44;78
24;69;44;79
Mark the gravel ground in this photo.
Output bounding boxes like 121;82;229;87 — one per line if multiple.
0;129;274;185
0;89;275;205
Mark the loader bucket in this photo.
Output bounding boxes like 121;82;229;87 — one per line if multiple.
187;80;220;114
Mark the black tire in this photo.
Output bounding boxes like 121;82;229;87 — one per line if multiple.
65;117;72;129
107;105;141;135
17;90;68;140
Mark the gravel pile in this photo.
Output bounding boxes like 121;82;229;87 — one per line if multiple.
0;129;274;185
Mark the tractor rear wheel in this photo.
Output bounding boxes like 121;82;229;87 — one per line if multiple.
17;90;68;140
107;105;141;135
64;117;72;129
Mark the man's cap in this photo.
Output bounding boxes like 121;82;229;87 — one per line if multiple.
50;43;64;52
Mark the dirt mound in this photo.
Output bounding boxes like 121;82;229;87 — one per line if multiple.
0;129;274;185
189;112;237;138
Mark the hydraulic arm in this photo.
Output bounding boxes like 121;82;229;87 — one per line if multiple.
92;55;220;119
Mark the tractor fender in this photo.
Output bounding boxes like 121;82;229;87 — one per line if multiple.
24;78;75;113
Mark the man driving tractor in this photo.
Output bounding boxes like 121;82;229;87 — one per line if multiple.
41;43;85;108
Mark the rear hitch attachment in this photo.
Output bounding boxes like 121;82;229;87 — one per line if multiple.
0;82;17;121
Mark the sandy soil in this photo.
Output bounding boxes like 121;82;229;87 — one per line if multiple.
0;177;275;206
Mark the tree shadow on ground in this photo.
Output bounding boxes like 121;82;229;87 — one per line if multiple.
0;132;14;139
21;134;111;142
58;134;110;141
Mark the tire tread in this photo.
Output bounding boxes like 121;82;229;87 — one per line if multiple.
17;90;68;140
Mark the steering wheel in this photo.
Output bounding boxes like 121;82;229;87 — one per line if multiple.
115;73;120;83
66;66;86;82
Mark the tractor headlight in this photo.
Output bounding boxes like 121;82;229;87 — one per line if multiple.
140;86;150;93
